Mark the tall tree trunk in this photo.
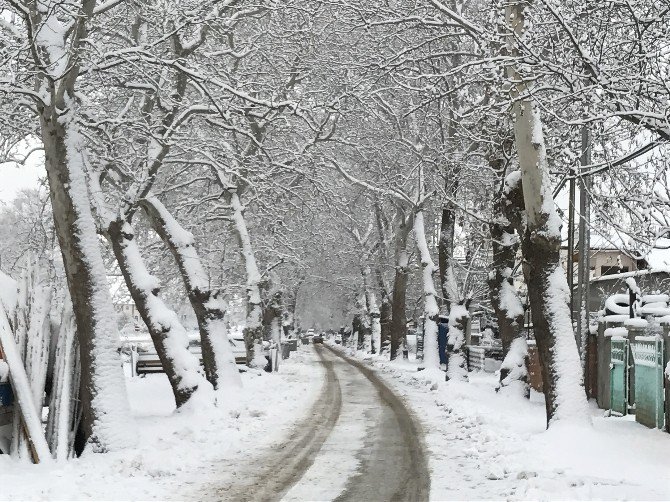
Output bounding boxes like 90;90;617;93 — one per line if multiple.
41;106;132;453
378;291;392;354
438;183;470;381
107;219;212;407
438;198;459;308
363;267;382;354
356;291;372;352
141;197;241;390
228;191;264;367
262;290;283;370
25;0;133;453
352;308;364;350
447;300;470;381
488;163;529;394
389;211;413;360
285;277;303;336
506;0;587;424
413;211;441;371
373;205;393;354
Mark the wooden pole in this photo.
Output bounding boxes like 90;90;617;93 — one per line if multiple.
567;175;576;322
577;124;592;371
0;317;51;464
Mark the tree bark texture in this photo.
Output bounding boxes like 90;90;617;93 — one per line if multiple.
507;0;587;423
107;219;209;407
390;211;413;360
487;165;528;392
141;198;241;389
41;108;132;453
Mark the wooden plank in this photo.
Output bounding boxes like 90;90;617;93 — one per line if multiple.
0;315;51;464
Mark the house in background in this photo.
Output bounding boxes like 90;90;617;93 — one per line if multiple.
108;275;141;329
562;235;670;315
561;234;649;281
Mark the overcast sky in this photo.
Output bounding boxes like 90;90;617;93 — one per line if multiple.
0;150;45;203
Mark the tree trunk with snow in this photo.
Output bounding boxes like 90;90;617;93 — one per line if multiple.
413;211;441;370
363;268;382;354
373;206;393;354
389;210;413;360
506;0;587;423
378;293;392;354
25;1;132;453
141;198;241;390
488;168;529;394
438;198;459;309
227;191;264;367
351;309;363;351
356;292;372;352
107;219;212;407
446;302;470;382
262;288;284;364
41;108;132;453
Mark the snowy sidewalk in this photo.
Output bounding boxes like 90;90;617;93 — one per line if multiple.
350;352;670;501
0;349;323;501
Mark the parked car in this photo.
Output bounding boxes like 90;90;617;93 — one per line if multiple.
312;333;324;344
334;333;342;345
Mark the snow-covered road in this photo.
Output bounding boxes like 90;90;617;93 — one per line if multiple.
217;345;430;502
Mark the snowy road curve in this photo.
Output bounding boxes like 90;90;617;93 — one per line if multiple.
218;345;430;502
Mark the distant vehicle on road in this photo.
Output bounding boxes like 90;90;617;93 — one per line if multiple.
334;333;342;344
312;333;324;344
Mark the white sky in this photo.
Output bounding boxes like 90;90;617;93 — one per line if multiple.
0;151;45;203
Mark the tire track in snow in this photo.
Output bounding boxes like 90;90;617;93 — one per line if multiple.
325;346;430;502
212;346;342;502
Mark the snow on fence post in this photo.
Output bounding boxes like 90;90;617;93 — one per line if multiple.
46;303;79;460
7;259;53;460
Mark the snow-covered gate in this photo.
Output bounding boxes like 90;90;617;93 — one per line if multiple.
631;336;665;429
609;337;628;416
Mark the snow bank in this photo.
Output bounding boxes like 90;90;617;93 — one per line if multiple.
353;352;670;500
0;350;322;499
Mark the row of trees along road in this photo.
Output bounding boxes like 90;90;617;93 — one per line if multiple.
0;0;669;456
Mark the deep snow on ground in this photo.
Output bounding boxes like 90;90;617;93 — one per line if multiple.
0;349;323;501
351;349;670;501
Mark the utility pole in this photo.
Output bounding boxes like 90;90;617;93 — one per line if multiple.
567;174;576;323
576;124;592;372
